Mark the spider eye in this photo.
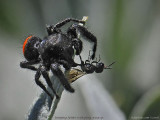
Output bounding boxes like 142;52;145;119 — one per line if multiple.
23;36;42;61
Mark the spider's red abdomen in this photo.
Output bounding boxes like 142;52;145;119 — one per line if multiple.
23;36;33;54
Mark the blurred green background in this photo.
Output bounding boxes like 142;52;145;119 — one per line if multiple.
0;0;160;120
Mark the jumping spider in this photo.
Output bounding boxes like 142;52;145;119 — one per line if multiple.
20;18;97;99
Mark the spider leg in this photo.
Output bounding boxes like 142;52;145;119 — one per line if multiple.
78;55;86;72
51;63;75;93
85;60;90;64
72;38;83;55
35;68;53;100
54;18;85;28
58;59;81;70
40;65;59;99
60;51;81;67
20;59;40;71
68;24;97;59
68;57;81;67
57;60;71;70
46;18;85;35
79;55;84;65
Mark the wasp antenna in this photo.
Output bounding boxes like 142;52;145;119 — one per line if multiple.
98;54;101;62
79;55;84;63
108;61;116;67
104;61;116;69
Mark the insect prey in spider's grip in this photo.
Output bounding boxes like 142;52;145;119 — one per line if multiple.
79;51;115;74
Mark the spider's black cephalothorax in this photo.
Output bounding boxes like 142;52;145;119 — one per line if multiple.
20;18;97;99
79;52;115;74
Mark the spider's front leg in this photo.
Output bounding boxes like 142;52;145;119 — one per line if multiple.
46;18;85;35
54;18;85;29
51;63;75;93
20;59;40;71
57;60;71;70
57;59;81;70
69;24;97;59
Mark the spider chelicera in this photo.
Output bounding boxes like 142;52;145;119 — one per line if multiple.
20;18;97;99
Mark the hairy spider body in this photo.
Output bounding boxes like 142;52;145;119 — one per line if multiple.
39;34;76;69
20;18;97;99
23;36;41;61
